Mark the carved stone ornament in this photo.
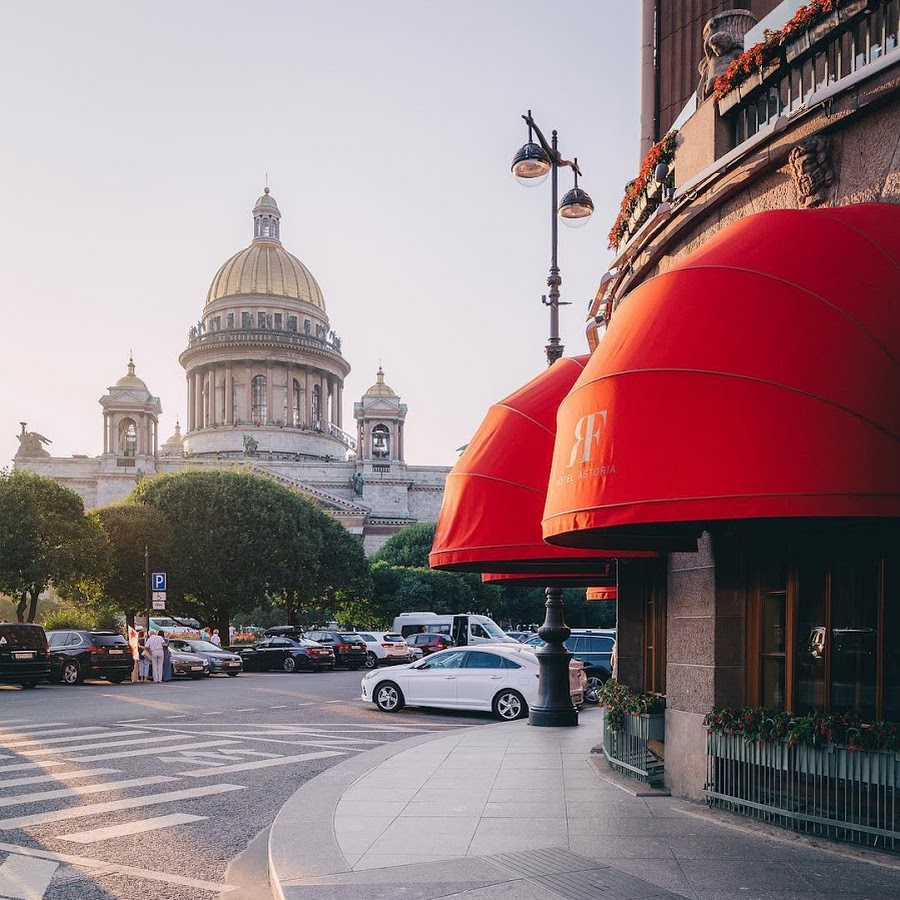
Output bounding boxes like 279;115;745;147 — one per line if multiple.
790;136;835;208
697;9;758;100
15;422;52;458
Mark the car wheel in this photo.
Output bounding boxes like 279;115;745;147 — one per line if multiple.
374;681;404;712
106;674;128;684
493;689;527;721
282;656;297;673
62;661;84;685
20;680;39;689
584;673;606;705
365;652;378;669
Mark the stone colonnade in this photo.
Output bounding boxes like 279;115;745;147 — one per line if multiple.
185;364;343;431
102;411;159;457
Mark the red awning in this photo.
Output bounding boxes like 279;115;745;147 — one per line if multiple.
586;586;617;602
430;356;655;573
482;569;616;588
543;204;900;549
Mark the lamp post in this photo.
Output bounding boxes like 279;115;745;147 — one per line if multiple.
511;110;594;727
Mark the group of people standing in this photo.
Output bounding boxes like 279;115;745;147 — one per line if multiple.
128;627;171;683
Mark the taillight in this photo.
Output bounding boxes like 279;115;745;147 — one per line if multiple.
336;642;350;650
381;643;392;648
85;645;99;654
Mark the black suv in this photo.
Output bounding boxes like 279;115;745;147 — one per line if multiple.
305;631;367;670
0;623;51;688
526;628;615;701
238;636;335;673
47;630;132;685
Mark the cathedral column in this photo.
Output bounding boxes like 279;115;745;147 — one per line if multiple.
336;382;343;429
398;421;404;462
208;368;216;426
153;420;159;457
245;363;252;424
320;374;328;424
305;369;313;424
286;366;294;426
139;413;146;456
195;369;204;430
225;367;233;425
266;366;274;424
102;413;108;454
186;375;193;433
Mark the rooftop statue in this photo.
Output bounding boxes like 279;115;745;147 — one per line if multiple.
15;422;52;459
242;433;258;456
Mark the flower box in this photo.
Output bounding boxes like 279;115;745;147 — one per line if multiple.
786;30;812;61
807;10;840;46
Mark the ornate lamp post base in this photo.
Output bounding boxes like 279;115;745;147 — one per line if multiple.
529;586;578;727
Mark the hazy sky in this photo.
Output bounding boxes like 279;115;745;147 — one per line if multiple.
1;2;640;469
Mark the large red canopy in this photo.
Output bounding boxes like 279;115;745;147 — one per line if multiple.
543;204;900;549
430;356;654;572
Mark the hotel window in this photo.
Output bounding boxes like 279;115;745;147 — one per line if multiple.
748;553;894;721
251;375;267;422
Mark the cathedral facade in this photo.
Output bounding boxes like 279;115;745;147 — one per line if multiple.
14;190;448;554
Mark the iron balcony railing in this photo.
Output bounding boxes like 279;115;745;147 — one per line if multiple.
721;0;900;144
183;328;344;358
601;713;665;787
705;733;899;850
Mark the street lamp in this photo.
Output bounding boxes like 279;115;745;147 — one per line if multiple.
511;110;594;365
511;110;593;727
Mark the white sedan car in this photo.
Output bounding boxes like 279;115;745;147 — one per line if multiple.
361;644;584;721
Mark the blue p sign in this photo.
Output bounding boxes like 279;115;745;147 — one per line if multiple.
151;572;167;592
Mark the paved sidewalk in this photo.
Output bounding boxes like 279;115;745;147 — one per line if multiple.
268;707;900;900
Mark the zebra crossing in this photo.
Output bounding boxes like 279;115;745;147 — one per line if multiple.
0;714;471;897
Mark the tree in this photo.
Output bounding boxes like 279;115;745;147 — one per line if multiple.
0;470;109;622
131;470;368;635
372;523;436;568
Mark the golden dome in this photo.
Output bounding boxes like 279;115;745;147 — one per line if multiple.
206;243;325;308
164;421;184;446
364;367;397;397
115;357;148;390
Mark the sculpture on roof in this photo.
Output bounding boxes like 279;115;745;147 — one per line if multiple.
15;422;52;459
242;434;258;456
697;10;758;100
351;471;364;496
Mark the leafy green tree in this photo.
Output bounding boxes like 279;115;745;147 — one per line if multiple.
372;523;436;567
0;471;108;622
132;470;367;636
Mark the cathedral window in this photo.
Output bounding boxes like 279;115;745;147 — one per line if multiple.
287;316;297;332
121;419;138;458
274;313;283;331
251;375;267;423
257;312;266;330
242;312;252;329
226;313;234;329
372;425;391;459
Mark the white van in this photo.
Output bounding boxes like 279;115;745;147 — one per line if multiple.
392;612;517;647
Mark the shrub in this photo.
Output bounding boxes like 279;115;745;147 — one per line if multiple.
41;607;122;633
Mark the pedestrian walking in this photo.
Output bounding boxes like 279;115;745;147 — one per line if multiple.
210;629;222;647
162;637;173;681
200;626;211;641
137;629;151;683
228;624;236;645
128;625;140;683
146;630;166;683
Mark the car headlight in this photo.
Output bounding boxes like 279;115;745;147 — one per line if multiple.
362;671;377;680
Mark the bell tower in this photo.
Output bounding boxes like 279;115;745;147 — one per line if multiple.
354;367;407;465
99;356;163;462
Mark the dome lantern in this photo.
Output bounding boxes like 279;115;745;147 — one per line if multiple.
252;187;281;243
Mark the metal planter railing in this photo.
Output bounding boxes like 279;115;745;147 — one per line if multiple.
705;733;900;850
602;713;665;786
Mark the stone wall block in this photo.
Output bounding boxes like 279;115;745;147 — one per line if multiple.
666;663;715;714
664;709;709;801
668;615;715;667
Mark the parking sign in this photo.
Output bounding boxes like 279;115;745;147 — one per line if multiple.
151;572;166;591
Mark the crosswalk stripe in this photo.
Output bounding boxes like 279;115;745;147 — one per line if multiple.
0;723;66;734
16;733;193;757
0;768;120;789
0;725;113;743
74;739;240;762
0;840;231;893
1;729;145;750
0;761;66;774
0;783;246;830
58;812;207;844
0;852;58;899
0;775;176;809
177;749;346;777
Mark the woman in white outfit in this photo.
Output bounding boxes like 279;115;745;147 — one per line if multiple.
146;630;166;684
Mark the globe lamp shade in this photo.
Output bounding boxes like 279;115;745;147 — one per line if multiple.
511;142;552;187
558;187;594;227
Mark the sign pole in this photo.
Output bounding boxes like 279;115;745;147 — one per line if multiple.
144;545;151;632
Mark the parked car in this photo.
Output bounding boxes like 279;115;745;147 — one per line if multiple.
169;647;210;678
356;632;413;669
505;631;534;643
168;638;243;676
263;626;305;639
0;622;51;688
238;636;335;673
407;632;455;656
525;628;615;702
361;644;585;720
47;629;132;685
304;631;367;670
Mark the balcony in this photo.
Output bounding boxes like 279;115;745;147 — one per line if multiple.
718;0;900;144
182;327;344;358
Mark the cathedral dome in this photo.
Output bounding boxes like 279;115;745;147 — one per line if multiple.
205;188;326;310
364;367;397;397
115;357;148;390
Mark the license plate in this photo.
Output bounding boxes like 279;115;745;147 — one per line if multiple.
13;652;34;660
228;662;240;666
190;666;203;671
108;649;124;655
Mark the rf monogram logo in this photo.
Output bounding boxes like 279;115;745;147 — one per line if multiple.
568;410;607;468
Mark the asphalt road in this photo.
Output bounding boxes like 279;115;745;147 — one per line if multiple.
0;667;489;900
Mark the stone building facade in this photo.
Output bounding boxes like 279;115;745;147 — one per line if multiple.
15;190;448;555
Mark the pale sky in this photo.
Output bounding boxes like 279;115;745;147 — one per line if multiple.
0;1;640;469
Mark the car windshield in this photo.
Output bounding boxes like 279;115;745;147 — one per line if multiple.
92;634;128;646
188;640;221;652
382;634;404;642
0;625;46;650
477;619;508;639
340;634;364;642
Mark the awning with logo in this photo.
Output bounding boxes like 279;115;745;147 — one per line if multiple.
542;204;900;550
430;356;654;573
